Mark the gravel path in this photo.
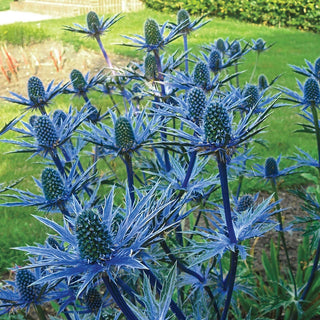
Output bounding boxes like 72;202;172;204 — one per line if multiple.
0;10;54;25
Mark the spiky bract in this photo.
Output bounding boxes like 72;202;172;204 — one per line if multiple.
16;269;41;303
41;168;64;202
237;195;254;212
115;117;135;150
204;102;231;145
187;87;207;122
144;18;162;46
84;287;102;314
34;116;58;148
193;61;210;90
144;53;158;81
76;210;112;264
264;157;279;177
28;76;45;105
303;77;320;104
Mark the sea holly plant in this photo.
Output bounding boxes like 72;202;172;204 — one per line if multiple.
1;9;320;320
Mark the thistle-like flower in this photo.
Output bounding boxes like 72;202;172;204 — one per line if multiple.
144;53;159;81
115;117;135;151
1;76;66;113
41;167;65;202
187;87;207;123
193;61;211;90
289;56;320;81
251;38;274;53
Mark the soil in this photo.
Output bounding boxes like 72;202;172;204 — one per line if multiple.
0;40;132;97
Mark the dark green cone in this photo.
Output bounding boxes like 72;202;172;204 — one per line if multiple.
258;74;269;91
264;157;279;177
16;269;41;302
204;102;231;145
144;53;158;81
187;87;207;122
208;49;222;73
216;38;226;54
237;195;254;212
84;287;103;314
177;9;190;25
28;76;45;105
304;77;320;104
193;61;210;90
144;18;162;46
34;115;58;148
70;69;87;92
76;210;112;264
115;117;135;150
87;11;100;33
41;168;64;202
243;84;259;110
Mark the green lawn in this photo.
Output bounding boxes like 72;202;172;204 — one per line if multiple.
0;0;11;11
0;8;320;274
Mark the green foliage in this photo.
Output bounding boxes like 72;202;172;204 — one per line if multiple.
0;0;11;11
141;0;320;32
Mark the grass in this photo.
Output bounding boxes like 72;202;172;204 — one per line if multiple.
0;0;11;11
0;8;319;274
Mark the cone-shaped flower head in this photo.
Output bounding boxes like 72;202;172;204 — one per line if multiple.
28;76;45;105
253;38;265;52
187;87;207;122
177;9;190;25
216;38;226;54
41;168;65;202
204;101;231;145
193;61;210;90
76;209;112;264
144;18;162;47
208;49;222;73
52;109;67;128
315;57;320;79
230;40;241;57
258;74;268;91
243;84;259;110
264;157;279;178
84;287;102;314
144;53;158;81
86;11;100;33
16;269;41;303
303;77;320;104
237;195;254;212
115;116;135;150
70;69;87;92
34;115;58;148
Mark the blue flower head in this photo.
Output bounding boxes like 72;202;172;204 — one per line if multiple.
303;77;320;105
289;56;320;81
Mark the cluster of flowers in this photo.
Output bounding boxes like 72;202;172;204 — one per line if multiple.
0;9;320;320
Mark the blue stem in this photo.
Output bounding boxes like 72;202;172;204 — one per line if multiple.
217;157;237;244
221;250;239;320
183;34;189;74
102;274;138;320
301;238;320;301
124;153;135;205
95;35;115;75
116;278;145;307
182;150;197;188
50;149;66;178
310;102;320;170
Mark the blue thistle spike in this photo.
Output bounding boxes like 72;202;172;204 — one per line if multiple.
230;40;241;57
41;167;65;202
70;69;87;92
177;9;190;25
264;157;279;177
34;115;58;148
115;117;135;150
304;77;320;104
254;38;265;52
144;53;158;81
193;61;210;89
204;102;231;145
16;269;41;303
208;49;222;73
144;18;162;46
237;195;254;212
76;209;112;264
216;38;226;54
86;11;100;33
187;87;207;122
243;84;259;110
28;76;45;105
258;74;269;91
84;287;103;314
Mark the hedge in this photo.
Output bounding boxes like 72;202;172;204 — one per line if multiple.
141;0;320;32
